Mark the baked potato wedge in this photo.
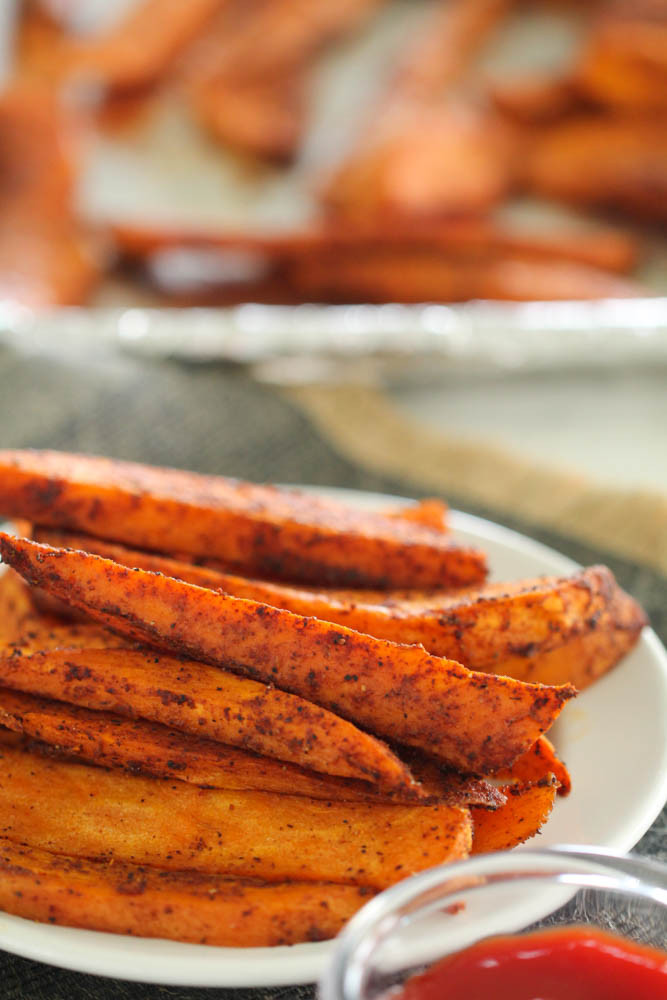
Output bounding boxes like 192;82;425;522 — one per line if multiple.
0;534;574;773
0;744;472;888
0;451;483;588
0;837;373;947
0;688;501;806
31;535;643;689
0;646;414;791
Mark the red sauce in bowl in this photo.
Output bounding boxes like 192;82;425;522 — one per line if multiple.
394;926;667;1000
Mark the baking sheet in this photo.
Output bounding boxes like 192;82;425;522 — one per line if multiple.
0;1;665;377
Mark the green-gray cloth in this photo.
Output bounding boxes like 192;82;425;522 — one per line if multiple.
0;339;664;999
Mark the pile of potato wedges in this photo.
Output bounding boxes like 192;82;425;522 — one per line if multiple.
0;450;647;947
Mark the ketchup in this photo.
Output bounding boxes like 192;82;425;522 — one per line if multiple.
394;926;667;1000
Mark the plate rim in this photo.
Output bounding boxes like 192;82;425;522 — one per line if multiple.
0;494;666;987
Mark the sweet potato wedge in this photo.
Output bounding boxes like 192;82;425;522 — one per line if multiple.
31;536;644;689
0;687;500;805
471;777;558;854
111;220;638;277
0;451;484;588
322;101;515;222
0;534;574;773
522;116;667;223
0;646;414;790
0;837;374;946
322;0;515;221
1;690;503;807
0;745;472;888
286;247;644;303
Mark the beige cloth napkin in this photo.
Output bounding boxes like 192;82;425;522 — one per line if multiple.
287;384;667;577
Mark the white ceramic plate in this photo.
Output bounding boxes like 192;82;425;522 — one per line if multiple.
1;490;666;987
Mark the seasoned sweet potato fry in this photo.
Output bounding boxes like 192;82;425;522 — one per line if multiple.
322;0;516;220
0;534;574;773
111;220;639;277
0;837;374;947
471;777;558;854
33;536;643;689
522;116;667;223
0;745;472;888
0;646;414;790
323;101;515;222
0;451;485;588
0;688;502;807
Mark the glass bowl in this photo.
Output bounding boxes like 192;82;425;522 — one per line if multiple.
319;846;667;1000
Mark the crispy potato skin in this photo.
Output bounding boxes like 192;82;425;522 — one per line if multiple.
0;646;414;790
0;837;374;946
32;536;645;689
0;535;574;773
0;687;483;804
0;451;486;588
0;745;472;889
471;778;557;854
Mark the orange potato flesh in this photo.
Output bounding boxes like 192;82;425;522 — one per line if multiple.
0;745;472;888
471;777;557;854
0;451;485;588
495;735;571;797
31;535;644;690
0;687;500;805
0;646;414;790
0;837;374;947
0;836;376;947
0;534;574;773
